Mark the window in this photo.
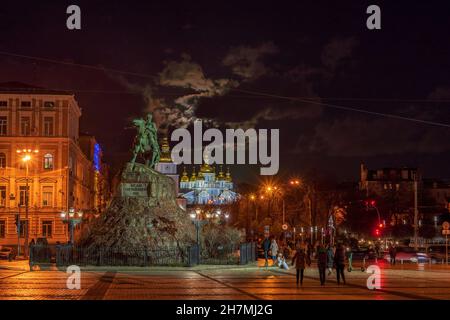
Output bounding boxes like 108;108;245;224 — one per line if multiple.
20;117;31;135
42;186;53;207
43;117;54;136
19;186;29;206
42;220;53;238
0;220;6;238
43;153;53;169
0;186;5;207
0;220;5;238
19;220;27;238
0;101;7;107
0;116;7;135
43;101;54;108
20;101;31;108
0;153;5;168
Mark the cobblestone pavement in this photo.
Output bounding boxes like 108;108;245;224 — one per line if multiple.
0;260;449;300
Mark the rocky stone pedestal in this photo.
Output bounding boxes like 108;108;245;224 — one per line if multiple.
79;162;194;251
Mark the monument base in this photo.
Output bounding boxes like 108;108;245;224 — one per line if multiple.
79;162;194;251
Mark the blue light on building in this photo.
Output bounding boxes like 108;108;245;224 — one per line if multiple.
93;143;101;172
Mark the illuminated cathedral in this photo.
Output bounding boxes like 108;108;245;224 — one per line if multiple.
155;138;238;206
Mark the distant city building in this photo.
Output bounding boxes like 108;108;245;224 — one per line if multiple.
0;82;109;246
359;163;421;197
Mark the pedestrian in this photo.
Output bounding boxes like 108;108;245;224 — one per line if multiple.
334;243;346;285
262;236;271;269
292;247;307;286
326;244;334;276
316;244;327;285
270;238;279;266
306;241;312;266
283;245;291;260
389;245;397;265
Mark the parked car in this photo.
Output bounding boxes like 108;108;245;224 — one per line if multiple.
383;246;429;263
0;247;16;260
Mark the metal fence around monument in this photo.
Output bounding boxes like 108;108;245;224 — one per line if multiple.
55;245;190;267
29;242;257;267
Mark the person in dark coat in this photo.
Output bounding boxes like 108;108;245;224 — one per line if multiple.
292;247;307;286
334;243;346;285
389;245;397;265
316;244;327;285
262;236;271;269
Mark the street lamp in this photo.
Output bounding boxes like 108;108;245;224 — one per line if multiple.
190;208;207;263
60;208;83;244
16;148;38;258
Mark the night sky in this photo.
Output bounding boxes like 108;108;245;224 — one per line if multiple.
1;1;450;184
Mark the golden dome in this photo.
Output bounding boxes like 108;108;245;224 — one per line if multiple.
197;171;205;180
180;166;189;182
200;162;213;173
225;166;232;182
217;165;225;180
159;137;172;162
190;167;197;181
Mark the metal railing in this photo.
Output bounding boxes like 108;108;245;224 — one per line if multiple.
29;242;257;267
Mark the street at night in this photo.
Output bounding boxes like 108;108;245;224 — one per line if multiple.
2;2;450;314
1;260;450;300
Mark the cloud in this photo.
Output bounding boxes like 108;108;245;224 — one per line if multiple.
222;42;279;80
321;37;358;70
300;116;450;157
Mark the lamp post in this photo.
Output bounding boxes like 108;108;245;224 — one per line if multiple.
16;148;38;258
190;208;208;263
60;208;83;244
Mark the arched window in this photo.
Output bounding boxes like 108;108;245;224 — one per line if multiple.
43;154;53;169
0;153;5;168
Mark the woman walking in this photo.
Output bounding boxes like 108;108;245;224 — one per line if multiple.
292;247;307;286
270;238;279;266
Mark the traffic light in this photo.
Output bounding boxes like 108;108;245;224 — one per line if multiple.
375;228;380;236
378;223;384;228
370;200;376;206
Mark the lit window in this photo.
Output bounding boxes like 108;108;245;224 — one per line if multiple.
0;153;5;168
43;154;53;169
42;186;53;207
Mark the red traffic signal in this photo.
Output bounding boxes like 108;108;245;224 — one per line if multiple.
379;223;384;228
370;200;376;206
375;229;380;236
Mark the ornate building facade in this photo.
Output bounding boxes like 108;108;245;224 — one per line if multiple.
179;164;237;205
154;137;238;206
0;82;109;247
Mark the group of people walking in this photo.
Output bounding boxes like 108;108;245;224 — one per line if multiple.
261;237;348;286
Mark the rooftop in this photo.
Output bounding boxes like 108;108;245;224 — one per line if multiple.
0;82;73;95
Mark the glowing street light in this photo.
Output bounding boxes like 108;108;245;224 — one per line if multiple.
60;208;83;244
16;148;38;258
